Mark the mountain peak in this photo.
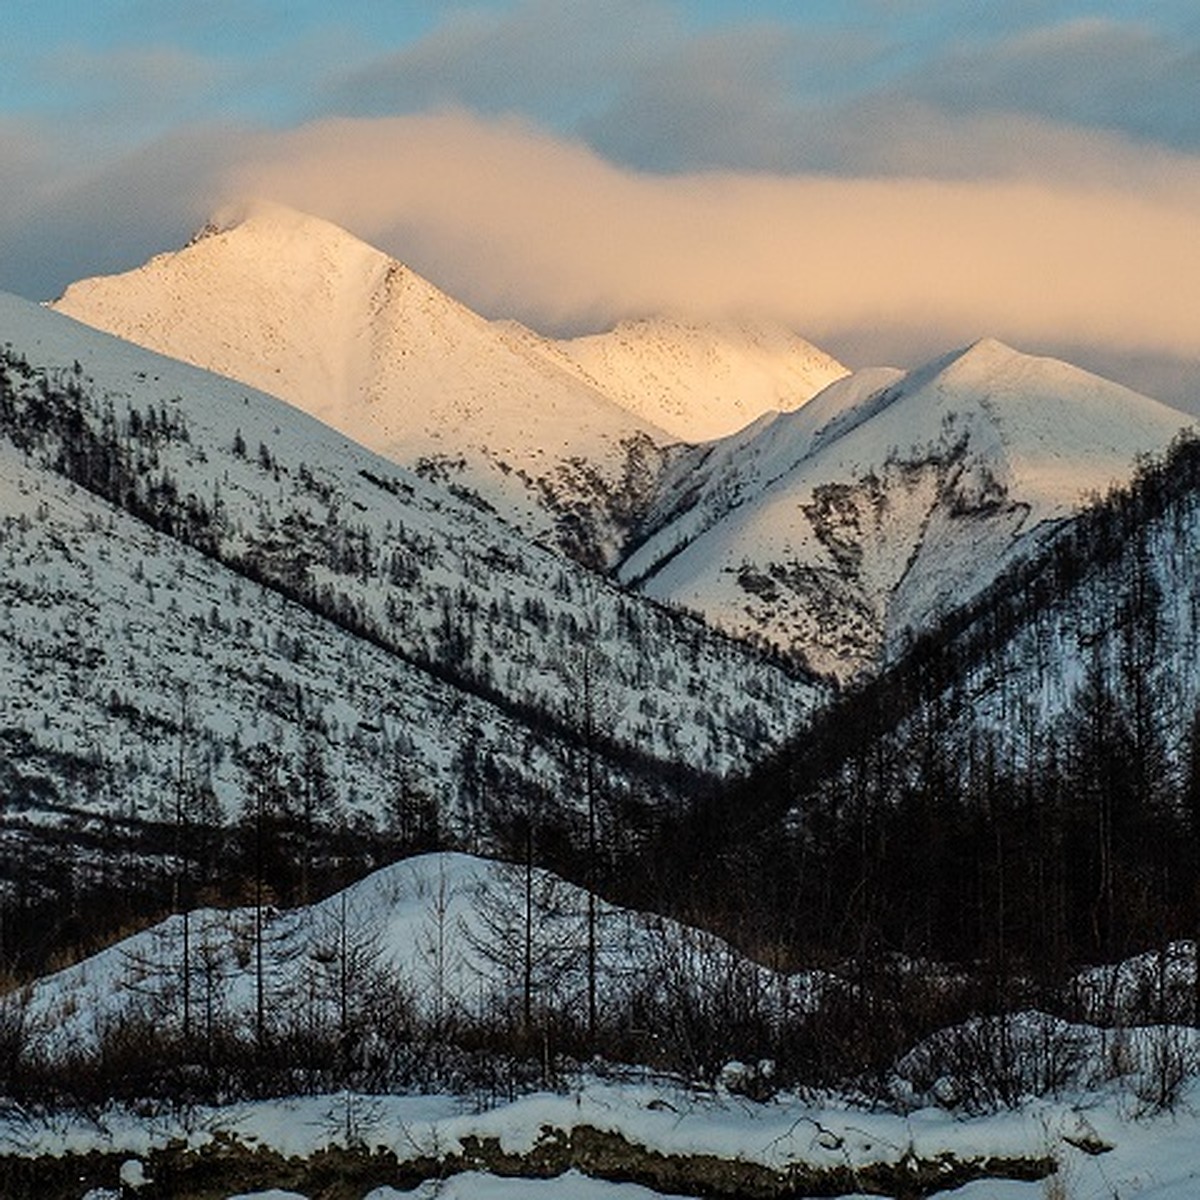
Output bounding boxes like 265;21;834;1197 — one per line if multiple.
554;315;848;441
962;334;1016;358
52;202;507;451
949;336;1043;375
903;336;1126;402
900;336;1022;387
192;198;373;248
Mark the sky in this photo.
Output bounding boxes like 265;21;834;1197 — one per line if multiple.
2;0;1199;407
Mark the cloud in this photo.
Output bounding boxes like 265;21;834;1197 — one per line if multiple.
325;0;879;174
0;119;58;215
221;112;1200;363
577;23;821;172
902;17;1200;150
43;44;222;125
0;124;241;301
320;4;1200;177
790;99;1200;186
3;109;1197;409
325;0;670;121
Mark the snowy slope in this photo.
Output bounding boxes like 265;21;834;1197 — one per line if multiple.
0;435;563;855
864;426;1200;786
0;290;818;863
531;316;848;442
51;203;684;566
621;340;1192;679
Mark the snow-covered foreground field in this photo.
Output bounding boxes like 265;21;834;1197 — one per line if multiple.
6;1074;1200;1199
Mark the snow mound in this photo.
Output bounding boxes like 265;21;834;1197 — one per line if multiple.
10;852;829;1058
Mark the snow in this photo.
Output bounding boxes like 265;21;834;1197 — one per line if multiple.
0;287;819;850
225;1193;309;1200
365;1175;675;1199
51;203;677;564
118;1157;149;1189
8;1076;1200;1199
544;315;848;442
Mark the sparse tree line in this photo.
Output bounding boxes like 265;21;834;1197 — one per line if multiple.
0;828;824;1112
4;676;1199;1116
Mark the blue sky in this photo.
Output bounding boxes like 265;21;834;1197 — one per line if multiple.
2;1;1199;402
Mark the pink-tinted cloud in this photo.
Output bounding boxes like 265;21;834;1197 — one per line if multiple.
3;108;1197;410
222;112;1200;363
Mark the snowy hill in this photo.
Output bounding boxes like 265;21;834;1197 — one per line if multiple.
620;339;1192;679
9;851;819;1062
0;290;818;899
9;855;1200;1200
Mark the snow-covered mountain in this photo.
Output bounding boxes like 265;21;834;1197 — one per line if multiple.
621;339;1193;679
51;202;681;565
0;290;818;892
868;423;1200;775
50;205;840;574
52;205;1189;680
